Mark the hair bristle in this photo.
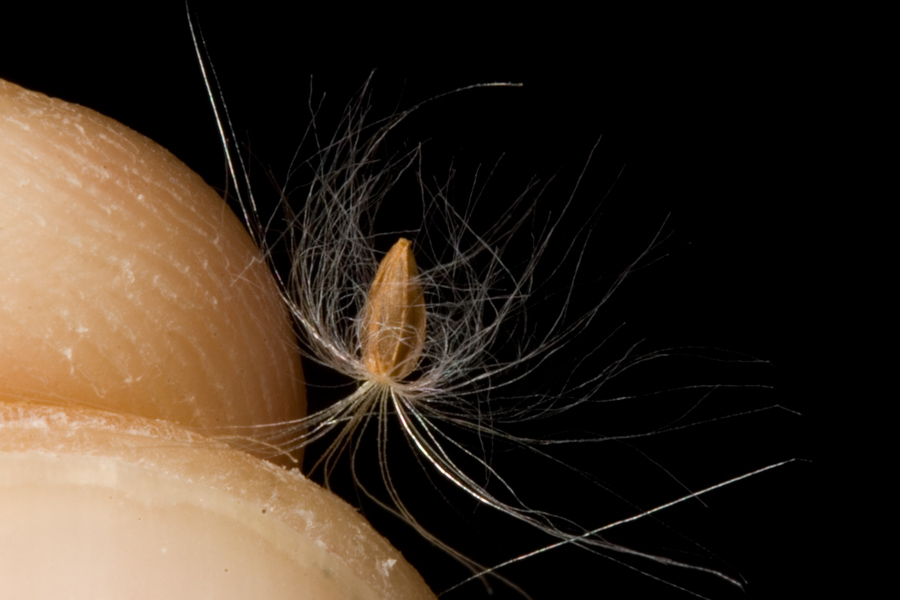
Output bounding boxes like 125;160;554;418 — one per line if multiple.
186;16;792;598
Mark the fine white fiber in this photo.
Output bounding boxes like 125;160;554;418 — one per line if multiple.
183;12;796;600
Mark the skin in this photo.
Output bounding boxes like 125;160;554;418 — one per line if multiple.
0;78;436;600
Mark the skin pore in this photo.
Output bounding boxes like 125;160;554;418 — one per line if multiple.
0;78;436;600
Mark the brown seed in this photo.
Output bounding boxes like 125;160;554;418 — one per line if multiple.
361;238;427;381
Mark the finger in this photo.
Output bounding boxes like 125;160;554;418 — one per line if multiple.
0;78;304;431
0;78;435;600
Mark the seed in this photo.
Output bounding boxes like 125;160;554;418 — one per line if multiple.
361;238;426;381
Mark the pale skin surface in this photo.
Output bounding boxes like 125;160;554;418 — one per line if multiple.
0;78;436;600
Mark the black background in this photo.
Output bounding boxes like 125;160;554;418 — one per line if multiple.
2;4;822;599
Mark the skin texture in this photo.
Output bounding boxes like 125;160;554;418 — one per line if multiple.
0;78;436;600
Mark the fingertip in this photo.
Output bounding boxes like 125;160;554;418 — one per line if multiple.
0;402;434;600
